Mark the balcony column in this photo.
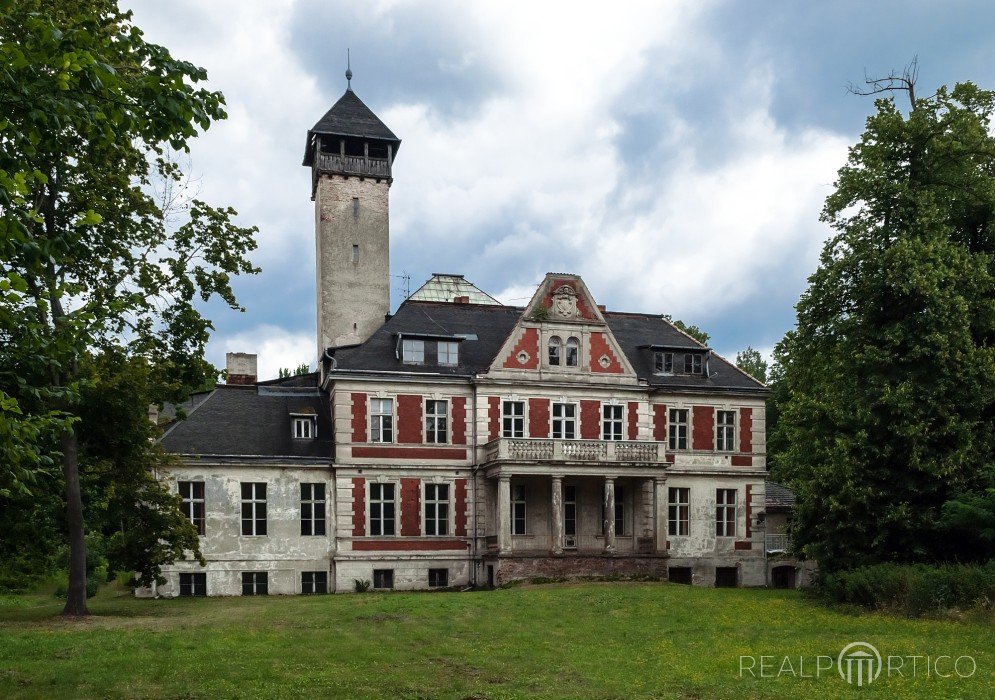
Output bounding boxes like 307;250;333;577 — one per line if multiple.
551;476;564;554
497;476;512;554
654;475;668;553
603;477;616;553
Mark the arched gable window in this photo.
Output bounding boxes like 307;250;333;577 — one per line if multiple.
548;336;562;366
565;337;579;366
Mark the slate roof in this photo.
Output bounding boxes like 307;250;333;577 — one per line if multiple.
765;482;797;510
409;274;502;306
330;299;768;394
159;381;331;460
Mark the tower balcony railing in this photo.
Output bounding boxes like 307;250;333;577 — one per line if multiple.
316;152;392;179
483;437;665;464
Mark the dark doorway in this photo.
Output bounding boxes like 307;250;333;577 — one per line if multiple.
486;565;495;588
771;566;797;589
668;567;693;585
715;567;738;588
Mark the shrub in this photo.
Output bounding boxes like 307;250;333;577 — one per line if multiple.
821;562;995;616
54;577;100;600
354;579;371;593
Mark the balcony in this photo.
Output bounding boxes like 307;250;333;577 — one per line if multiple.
484;438;665;464
765;533;792;554
315;152;392;179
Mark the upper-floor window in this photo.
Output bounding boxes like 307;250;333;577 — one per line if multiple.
502;400;525;438
370;398;393;443
512;484;527;535
548;336;562;366
402;338;424;364
293;416;315;439
179;481;205;536
565;337;579;367
683;353;703;375
654;352;674;374
424;483;450;536
425;399;448;444
551;402;576;440
716;410;736;451
602;404;624;441
369;482;396;536
241;482;267;536
668;487;690;536
438;341;459;366
716;488;736;537
300;483;326;536
669;408;689;450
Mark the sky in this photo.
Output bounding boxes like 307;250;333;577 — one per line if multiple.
126;0;995;381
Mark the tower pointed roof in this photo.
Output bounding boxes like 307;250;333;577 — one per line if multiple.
303;89;400;166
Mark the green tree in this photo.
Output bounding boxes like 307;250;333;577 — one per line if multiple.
278;363;311;378
775;79;995;569
0;1;257;614
663;315;710;345
734;346;768;383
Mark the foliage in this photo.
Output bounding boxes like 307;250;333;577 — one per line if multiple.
821;562;995;617
1;583;993;698
775;81;995;569
734;346;768;383
354;579;371;593
939;467;995;560
278;363;311;378
663;315;709;345
0;0;257;614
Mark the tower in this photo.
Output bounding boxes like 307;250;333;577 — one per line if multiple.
303;68;400;359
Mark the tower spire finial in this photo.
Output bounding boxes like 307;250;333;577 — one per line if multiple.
345;48;353;90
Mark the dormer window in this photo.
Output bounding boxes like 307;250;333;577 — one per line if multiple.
684;353;703;374
402;338;425;364
293;417;316;439
565;337;579;367
548;336;562;365
438;341;458;366
654;352;674;374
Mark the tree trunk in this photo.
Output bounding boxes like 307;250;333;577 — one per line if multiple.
60;428;89;616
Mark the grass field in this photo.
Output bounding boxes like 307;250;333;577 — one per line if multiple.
0;581;992;699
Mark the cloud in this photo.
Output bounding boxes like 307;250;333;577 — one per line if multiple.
216;324;314;382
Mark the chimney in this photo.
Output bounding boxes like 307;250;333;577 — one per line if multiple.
226;352;258;385
597;304;606;312
147;404;159;424
454;296;470;304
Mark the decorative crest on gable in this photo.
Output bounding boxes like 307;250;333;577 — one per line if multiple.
550;284;579;319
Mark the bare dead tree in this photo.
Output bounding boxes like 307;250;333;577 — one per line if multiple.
847;56;920;112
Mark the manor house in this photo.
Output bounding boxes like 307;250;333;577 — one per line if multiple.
153;76;796;596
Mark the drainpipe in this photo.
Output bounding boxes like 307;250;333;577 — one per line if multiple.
469;376;478;587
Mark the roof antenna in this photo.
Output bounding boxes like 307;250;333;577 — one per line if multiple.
345;48;353;91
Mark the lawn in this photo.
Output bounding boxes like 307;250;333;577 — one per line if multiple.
0;582;991;699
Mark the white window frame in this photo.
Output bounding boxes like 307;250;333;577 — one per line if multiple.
402;338;425;365
300;482;326;537
370;397;394;443
423;482;450;536
551;402;577;440
565;337;580;367
512;484;527;535
716;410;736;452
425;399;448;444
548;335;562;366
602;403;624;441
438;341;459;366
668;487;690;537
178;480;205;536
668;408;689;451
716;488;736;538
368;481;397;537
240;482;267;537
293;416;315;439
502;400;525;438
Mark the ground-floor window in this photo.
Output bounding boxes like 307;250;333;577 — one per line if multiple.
373;569;394;590
242;571;268;595
715;567;738;588
428;568;449;588
179;572;206;596
668;567;692;585
668;487;690;536
563;484;577;537
302;571;328;594
512;484;527;535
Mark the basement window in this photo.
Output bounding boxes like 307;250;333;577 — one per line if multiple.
179;572;207;596
428;568;449;588
302;571;328;594
373;569;394;590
